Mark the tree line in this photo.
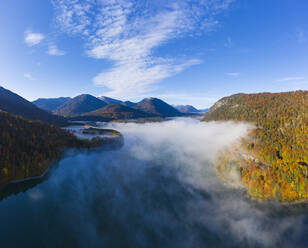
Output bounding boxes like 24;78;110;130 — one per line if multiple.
0;110;102;185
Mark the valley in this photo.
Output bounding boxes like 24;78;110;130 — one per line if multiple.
1;1;307;247
0;85;307;248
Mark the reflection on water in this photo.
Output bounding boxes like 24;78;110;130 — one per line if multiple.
0;119;308;248
0;173;49;201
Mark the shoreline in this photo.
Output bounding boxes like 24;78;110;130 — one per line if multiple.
8;165;51;184
0;160;55;190
0;132;124;191
214;161;308;206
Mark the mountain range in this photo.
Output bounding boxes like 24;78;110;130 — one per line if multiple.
32;97;71;112
0;85;205;124
32;94;194;120
53;94;107;117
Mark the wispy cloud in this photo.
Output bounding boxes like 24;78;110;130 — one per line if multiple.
276;77;304;82
47;43;66;56
275;77;307;91
225;36;233;48
24;73;35;80
51;0;234;98
296;28;306;44
93;59;202;98
24;31;45;47
227;72;240;77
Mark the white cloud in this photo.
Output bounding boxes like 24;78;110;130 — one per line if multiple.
24;31;45;47
227;72;240;77
51;0;233;98
93;59;202;98
47;43;66;56
276;77;304;82
24;73;35;80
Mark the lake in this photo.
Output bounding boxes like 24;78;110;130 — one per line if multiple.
0;118;307;248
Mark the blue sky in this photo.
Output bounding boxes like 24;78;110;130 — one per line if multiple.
0;0;307;108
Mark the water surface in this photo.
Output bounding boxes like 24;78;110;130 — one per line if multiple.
1;119;307;248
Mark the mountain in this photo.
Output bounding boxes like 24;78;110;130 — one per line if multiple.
203;91;308;202
99;96;123;105
32;97;71;112
0;110;101;185
198;108;209;113
0;86;66;125
122;101;136;107
54;94;107;117
134;98;181;117
84;104;154;120
174;105;200;113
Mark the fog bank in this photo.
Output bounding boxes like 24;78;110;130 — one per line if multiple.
105;118;250;190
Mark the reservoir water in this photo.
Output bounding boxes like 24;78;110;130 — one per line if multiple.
0;118;307;248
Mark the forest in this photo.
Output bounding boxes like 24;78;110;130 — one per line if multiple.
203;90;308;202
0;110;102;185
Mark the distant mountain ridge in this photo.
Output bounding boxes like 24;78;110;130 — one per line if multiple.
99;96;123;105
134;98;181;117
121;101;136;107
0;86;65;125
173;105;200;113
84;104;154;119
34;94;187;119
53;94;107;117
33;97;71;112
198;108;209;113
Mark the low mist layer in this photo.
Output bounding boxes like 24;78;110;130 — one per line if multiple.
0;118;307;248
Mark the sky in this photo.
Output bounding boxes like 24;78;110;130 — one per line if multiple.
0;0;307;108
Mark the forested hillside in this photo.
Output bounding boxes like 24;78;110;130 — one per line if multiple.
0;86;66;125
84;104;154;119
203;91;308;202
0;111;101;185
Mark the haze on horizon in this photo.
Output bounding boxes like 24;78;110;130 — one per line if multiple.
0;0;307;108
